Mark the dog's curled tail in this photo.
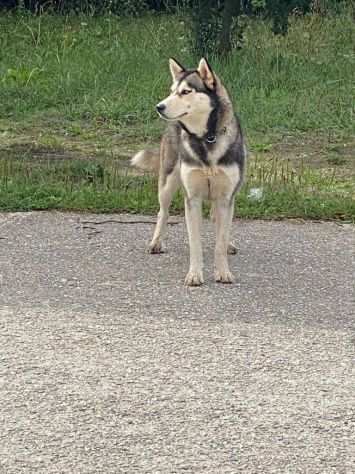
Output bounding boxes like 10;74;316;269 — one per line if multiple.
131;150;160;174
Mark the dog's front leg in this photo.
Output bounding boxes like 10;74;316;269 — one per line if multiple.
184;196;204;286
210;202;237;255
214;198;235;283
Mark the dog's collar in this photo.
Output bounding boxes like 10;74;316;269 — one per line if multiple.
205;126;227;144
179;122;227;143
206;135;217;144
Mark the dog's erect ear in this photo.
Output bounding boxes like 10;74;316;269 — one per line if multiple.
198;57;216;90
169;58;185;81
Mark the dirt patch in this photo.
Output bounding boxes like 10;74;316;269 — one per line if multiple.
1;119;354;180
0;142;133;164
257;132;355;178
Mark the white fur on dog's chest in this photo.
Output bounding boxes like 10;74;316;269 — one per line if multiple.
180;161;240;201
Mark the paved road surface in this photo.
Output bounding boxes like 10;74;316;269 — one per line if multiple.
0;212;354;473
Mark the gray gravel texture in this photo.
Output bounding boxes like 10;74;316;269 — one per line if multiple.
0;211;354;474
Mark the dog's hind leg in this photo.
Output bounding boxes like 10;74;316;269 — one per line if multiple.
214;198;235;283
148;170;180;254
227;242;238;255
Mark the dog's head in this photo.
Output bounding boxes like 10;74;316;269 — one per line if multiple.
156;58;218;132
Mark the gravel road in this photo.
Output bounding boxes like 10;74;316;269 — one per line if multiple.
0;212;354;473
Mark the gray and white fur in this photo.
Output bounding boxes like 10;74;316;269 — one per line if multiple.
131;58;246;286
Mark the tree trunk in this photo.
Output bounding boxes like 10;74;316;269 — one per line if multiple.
191;0;216;57
218;0;241;55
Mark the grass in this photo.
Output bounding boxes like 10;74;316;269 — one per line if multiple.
1;152;354;221
1;9;354;134
0;7;354;220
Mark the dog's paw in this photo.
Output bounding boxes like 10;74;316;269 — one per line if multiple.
215;270;235;284
148;241;163;254
184;270;204;286
227;243;238;255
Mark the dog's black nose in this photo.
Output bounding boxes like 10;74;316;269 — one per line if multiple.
156;103;166;114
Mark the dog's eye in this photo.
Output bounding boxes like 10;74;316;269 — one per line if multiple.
181;89;191;95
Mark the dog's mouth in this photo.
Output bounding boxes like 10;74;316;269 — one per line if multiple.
157;111;188;121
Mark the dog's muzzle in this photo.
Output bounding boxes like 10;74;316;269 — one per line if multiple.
156;104;188;121
156;103;166;115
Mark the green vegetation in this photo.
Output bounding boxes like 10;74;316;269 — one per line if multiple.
0;8;354;219
1;149;354;220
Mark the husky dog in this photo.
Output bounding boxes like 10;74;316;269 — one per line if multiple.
131;58;246;286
